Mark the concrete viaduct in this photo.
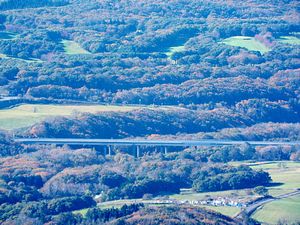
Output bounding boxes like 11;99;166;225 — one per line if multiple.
14;138;300;158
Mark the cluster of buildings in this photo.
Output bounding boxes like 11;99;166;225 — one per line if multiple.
148;197;247;208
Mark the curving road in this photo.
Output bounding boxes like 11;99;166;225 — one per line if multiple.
236;190;300;219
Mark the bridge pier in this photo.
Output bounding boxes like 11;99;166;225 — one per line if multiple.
136;145;140;158
108;145;112;156
164;146;168;154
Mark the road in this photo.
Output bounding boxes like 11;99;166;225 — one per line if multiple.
14;138;300;147
236;190;300;219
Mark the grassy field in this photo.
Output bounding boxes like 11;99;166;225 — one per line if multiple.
221;36;270;54
229;161;300;197
200;205;240;217
0;104;141;130
61;40;91;54
227;160;300;222
0;52;42;63
248;161;300;196
98;199;141;209
278;36;300;45
73;208;89;217
252;195;300;225
0;53;7;58
165;45;185;59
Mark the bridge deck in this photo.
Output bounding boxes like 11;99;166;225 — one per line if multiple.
14;138;300;147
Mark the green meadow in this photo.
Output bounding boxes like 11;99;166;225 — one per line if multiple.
248;161;300;196
73;208;89;217
0;104;140;130
253;195;300;225
0;53;7;58
221;36;270;54
0;52;42;63
278;36;300;45
74;198;240;218
165;45;185;59
230;161;300;197
200;205;240;217
231;161;300;224
61;40;91;54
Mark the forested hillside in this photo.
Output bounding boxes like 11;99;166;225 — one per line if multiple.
0;0;299;224
0;0;299;137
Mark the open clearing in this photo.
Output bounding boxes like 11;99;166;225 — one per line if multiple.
230;161;300;224
221;36;270;54
248;161;300;196
0;104;141;130
0;53;42;63
200;205;240;217
0;53;7;58
230;161;300;197
73;208;89;217
278;36;300;45
61;40;91;54
74;198;240;218
252;195;300;224
226;160;300;223
165;45;185;59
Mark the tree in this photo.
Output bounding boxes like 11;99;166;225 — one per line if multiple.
254;186;269;196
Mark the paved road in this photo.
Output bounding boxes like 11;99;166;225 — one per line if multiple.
236;190;300;219
14;138;300;147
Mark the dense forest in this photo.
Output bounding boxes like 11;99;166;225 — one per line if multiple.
0;0;299;224
0;0;299;139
